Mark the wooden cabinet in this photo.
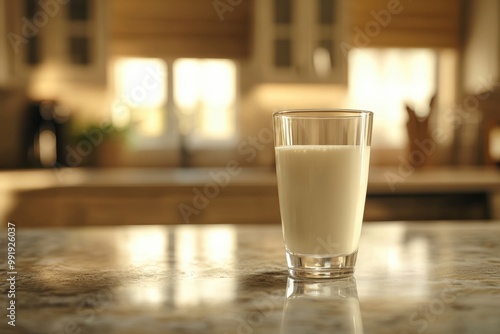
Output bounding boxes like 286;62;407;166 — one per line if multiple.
4;0;106;84
349;0;461;48
109;0;252;59
8;185;281;226
7;185;494;227
2;168;499;227
252;0;348;83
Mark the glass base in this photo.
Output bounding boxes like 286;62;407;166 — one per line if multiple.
286;249;358;279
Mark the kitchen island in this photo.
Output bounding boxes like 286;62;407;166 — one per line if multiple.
1;221;499;333
1;166;500;226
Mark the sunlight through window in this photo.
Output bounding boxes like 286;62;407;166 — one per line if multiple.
114;58;167;137
174;59;237;142
112;57;238;148
348;49;437;149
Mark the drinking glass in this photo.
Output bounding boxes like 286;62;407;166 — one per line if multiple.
273;109;373;279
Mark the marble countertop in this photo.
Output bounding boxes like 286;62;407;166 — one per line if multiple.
1;222;500;333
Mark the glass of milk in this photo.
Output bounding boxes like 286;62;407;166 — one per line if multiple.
273;109;373;279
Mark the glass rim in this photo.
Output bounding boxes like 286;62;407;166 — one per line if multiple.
273;109;373;118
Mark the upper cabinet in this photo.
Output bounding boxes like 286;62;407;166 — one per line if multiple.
109;0;252;59
4;0;107;84
349;0;461;48
252;0;348;83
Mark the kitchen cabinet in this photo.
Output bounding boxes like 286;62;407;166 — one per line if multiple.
252;0;348;83
2;167;499;227
109;0;252;59
4;0;106;84
349;0;461;48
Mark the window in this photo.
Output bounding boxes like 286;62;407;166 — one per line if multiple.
274;39;292;68
318;0;335;25
314;0;338;77
273;0;294;68
174;59;237;143
113;58;168;147
24;0;42;65
68;0;89;21
274;0;293;24
113;57;238;149
69;37;90;65
11;0;105;85
348;48;438;149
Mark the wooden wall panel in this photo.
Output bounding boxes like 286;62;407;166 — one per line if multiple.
109;0;252;58
349;0;461;48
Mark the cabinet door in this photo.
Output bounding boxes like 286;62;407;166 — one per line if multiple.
307;0;347;83
5;0;106;84
254;0;301;82
109;0;252;59
254;0;346;83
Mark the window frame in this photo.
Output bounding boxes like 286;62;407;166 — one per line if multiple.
112;57;241;152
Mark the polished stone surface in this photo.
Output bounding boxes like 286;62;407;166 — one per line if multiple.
1;222;499;333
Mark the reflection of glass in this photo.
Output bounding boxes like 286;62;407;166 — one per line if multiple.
281;277;363;334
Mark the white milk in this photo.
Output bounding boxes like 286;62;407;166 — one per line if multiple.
275;145;370;255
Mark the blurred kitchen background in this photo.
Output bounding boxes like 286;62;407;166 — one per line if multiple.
0;0;499;226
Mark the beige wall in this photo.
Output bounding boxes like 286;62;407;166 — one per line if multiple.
462;0;500;93
454;0;500;165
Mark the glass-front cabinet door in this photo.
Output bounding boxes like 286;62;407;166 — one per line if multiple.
4;0;106;84
310;0;346;82
254;0;347;83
